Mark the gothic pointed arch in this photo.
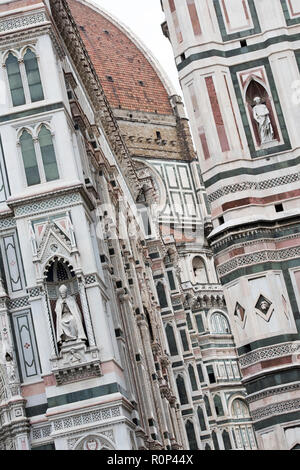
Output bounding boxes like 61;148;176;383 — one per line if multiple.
44;257;88;349
245;78;279;145
192;256;208;284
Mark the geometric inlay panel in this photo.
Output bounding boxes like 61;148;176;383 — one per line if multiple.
255;294;274;322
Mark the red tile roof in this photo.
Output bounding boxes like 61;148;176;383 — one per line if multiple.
67;0;172;115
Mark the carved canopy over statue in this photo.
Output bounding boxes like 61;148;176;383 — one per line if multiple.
55;284;87;344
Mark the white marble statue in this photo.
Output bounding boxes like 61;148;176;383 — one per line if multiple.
252;96;274;144
55;284;87;344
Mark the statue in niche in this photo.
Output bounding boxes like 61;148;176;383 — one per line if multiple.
252;96;274;144
55;284;87;344
193;257;208;284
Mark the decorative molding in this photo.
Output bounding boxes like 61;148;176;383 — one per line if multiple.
50;342;101;385
246;382;300;404
8;296;29;310
239;342;300;368
84;274;97;285
218;246;300;277
13;193;82;218
251;397;300;421
31;424;52;442
0;12;48;35
208;171;300;204
51;406;121;434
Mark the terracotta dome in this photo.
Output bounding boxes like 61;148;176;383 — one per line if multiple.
67;0;173;115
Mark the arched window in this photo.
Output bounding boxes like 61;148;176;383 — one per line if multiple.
210;312;230;334
192;257;208;284
20;130;40;186
212;431;220;450
188;364;198;391
38;125;59;182
214;395;224;417
222;430;232;450
19;126;59;186
197;406;207;432
156;281;168;308
176;375;188;405
23;48;44;102
204;395;212;417
165;324;178;356
232;399;250;419
5;53;26;106
185;421;198;450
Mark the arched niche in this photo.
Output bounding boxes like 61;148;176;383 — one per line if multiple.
192;256;208;284
210;311;231;334
231;398;250;419
245;79;279;146
44;257;88;349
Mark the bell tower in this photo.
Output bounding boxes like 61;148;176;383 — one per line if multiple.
162;0;300;450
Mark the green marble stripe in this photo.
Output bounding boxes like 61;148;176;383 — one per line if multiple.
172;361;184;368
192;395;202;401
200;343;234;349
220;258;300;292
213;0;261;42
32;443;55;450
0;102;64;123
245;368;300;395
254;410;300;431
47;382;127;408
212;220;300;255
177;33;300;72
280;0;300;26
205;155;300;188
200;434;212;440
238;333;300;356
26;403;48;417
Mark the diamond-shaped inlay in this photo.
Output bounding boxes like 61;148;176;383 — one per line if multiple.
234;302;246;328
255;295;273;322
255;295;271;314
234;302;245;322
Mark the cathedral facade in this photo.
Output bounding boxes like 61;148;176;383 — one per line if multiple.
162;0;300;451
0;0;272;451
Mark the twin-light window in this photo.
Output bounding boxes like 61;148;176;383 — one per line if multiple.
5;48;44;107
